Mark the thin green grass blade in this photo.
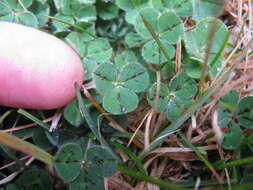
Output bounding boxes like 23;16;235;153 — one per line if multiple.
210;32;230;67
214;156;253;170
220;182;253;190
46;16;96;38
110;141;146;174
178;132;217;175
18;109;49;130
118;164;187;190
76;86;118;159
141;16;172;63
0;132;53;165
0;110;12;124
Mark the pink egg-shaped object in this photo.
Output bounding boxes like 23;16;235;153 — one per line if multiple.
0;22;84;110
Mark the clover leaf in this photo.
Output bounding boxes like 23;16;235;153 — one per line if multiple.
103;87;139;114
221;122;244;150
135;7;159;39
238;96;253;128
29;1;50;26
6;0;33;11
86;146;118;177
192;0;224;21
149;72;197;121
142;39;175;64
217;90;250;150
69;170;104;190
94;62;150;114
115;50;138;70
152;0;192;17
134;9;183;65
54;143;83;181
184;17;229;79
66;36;112;80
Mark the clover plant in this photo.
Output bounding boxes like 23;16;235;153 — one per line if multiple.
218;91;253;150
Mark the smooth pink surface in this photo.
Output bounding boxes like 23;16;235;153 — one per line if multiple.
0;22;84;109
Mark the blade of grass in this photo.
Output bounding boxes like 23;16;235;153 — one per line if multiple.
198;20;218;96
140;37;253;158
0;132;53;165
110;141;146;174
214;156;253;170
118;163;188;190
76;85;118;159
18;109;49;130
0;110;12;124
210;32;230;67
141;16;172;63
178;132;221;182
46;16;96;38
222;182;253;190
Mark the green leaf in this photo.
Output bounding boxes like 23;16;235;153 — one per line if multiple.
158;11;184;44
149;73;197;121
33;128;53;151
69;170;104;190
64;99;85;127
142;39;175;64
75;5;96;22
183;58;202;79
152;0;192;17
97;0;119;20
238;96;253;128
149;82;169;112
115;0;149;11
0;1;12;15
222;122;244;150
0;14;14;22
76;88;118;159
87;38;112;62
192;0;224;21
78;0;95;4
29;1;49;26
93;63;117;94
6;0;33;10
83;59;99;80
15;11;39;27
61;0;81;16
65;30;94;56
52;14;74;33
119;63;150;92
16;166;53;190
218;90;239;111
114;50;138;70
217;90;240;128
125;8;148;25
103;87;139;114
167;73;197;121
125;32;146;48
135;7;159;39
86;146;117;177
54;143;83;181
184;17;228;78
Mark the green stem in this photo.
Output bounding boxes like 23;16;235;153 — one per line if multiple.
141;16;172;63
118;164;187;190
46;16;96;38
18;109;49;130
215;156;253;170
